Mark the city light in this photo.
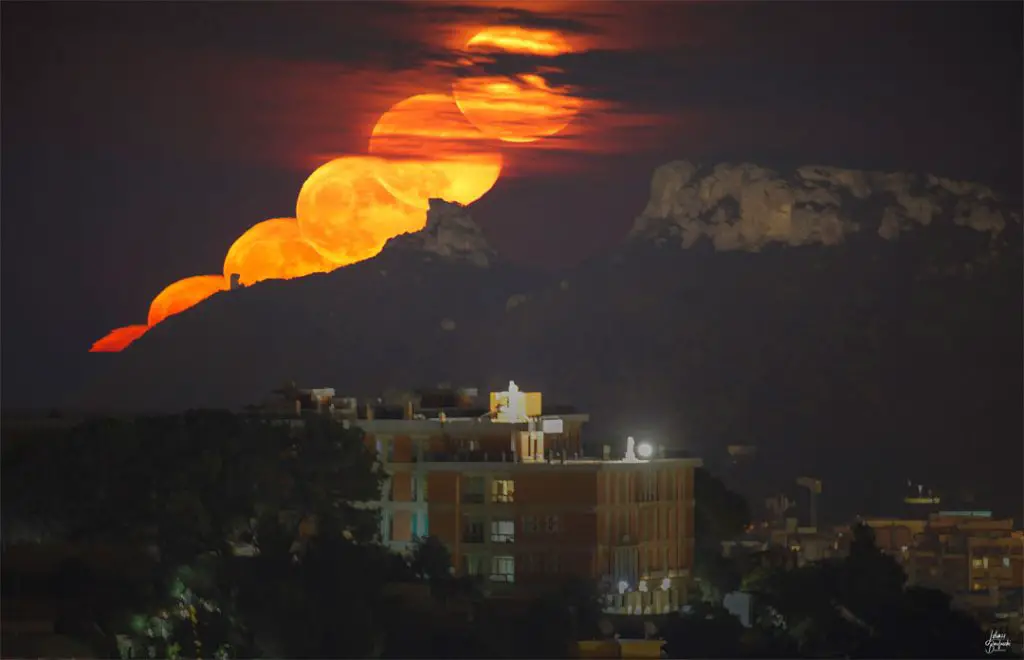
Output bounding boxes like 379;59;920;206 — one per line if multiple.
636;442;654;459
638;579;648;592
618;580;628;594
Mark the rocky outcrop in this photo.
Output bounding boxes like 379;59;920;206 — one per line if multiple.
383;199;496;266
631;161;1021;251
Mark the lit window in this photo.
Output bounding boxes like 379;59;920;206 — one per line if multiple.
491;520;515;543
545;515;562;533
983;557;989;569
1004;557;1011;568
972;558;984;568
491;556;515;583
492;479;515;503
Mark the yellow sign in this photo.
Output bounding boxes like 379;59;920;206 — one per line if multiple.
489;381;542;422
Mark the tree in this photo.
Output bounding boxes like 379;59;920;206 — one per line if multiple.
409;535;454;583
4;410;387;658
692;468;750;603
694;468;752;543
745;523;987;659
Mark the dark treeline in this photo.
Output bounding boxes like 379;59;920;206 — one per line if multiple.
0;411;1001;658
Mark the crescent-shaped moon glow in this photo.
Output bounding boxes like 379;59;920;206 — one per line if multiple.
223;217;338;286
368;93;503;211
453;27;582;143
89;324;150;352
295;156;427;265
147;275;228;327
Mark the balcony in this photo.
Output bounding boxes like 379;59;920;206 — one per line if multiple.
422;450;591;464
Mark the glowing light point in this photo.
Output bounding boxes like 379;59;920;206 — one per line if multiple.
661;578;671;591
618;580;628;594
638;580;648;593
637;442;654;459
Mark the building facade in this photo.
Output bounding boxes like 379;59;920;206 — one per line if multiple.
272;382;702;613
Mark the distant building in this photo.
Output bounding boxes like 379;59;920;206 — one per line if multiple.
849;511;1024;631
256;380;702;615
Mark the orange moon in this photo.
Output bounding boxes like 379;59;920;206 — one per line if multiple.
147;275;228;327
367;93;502;210
296;156;427;265
452;27;582;143
223;217;338;286
89;324;150;352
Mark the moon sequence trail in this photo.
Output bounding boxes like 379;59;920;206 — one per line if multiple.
90;26;583;352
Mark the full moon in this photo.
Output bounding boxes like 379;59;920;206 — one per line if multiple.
452;27;582;143
147;275;228;327
89;324;150;352
295;156;427;265
367;93;502;210
223;217;337;286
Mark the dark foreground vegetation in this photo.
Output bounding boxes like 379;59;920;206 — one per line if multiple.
1;411;1000;658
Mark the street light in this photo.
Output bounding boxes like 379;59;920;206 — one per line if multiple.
636;442;654;459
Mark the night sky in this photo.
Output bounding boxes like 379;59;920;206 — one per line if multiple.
2;1;1021;407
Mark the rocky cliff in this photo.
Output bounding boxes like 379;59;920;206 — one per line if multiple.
383;199;497;267
632;161;1019;251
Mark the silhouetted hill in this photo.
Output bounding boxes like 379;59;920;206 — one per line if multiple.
74;167;1023;521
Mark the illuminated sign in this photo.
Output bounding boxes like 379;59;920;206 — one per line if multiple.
489;380;542;423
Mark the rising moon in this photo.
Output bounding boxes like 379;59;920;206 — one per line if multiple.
367;93;502;210
223;217;338;286
452;27;582;143
147;275;228;327
295;156;427;265
89;324;150;352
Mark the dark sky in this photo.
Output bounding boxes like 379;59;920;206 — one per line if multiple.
2;1;1021;407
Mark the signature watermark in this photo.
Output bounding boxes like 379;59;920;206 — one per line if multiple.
984;630;1012;655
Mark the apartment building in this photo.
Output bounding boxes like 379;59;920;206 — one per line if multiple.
270;381;702;613
424;450;700;615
